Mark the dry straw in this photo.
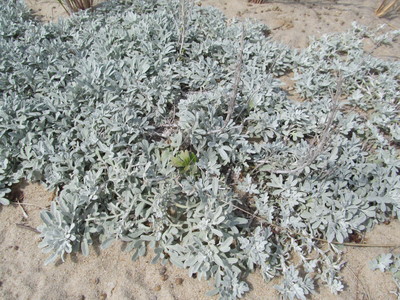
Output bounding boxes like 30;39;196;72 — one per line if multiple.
376;0;400;17
56;0;94;15
247;0;267;4
248;0;400;17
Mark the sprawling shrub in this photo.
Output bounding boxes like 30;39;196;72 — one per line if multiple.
0;0;399;298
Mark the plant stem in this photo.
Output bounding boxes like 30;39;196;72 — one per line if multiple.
224;24;245;127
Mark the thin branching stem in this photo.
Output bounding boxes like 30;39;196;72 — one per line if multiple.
12;202;46;209
376;0;400;17
221;199;400;248
177;0;195;58
234;54;281;124
224;24;246;127
16;223;40;234
252;75;343;175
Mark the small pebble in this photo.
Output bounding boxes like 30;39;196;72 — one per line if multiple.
159;266;167;276
14;246;19;251
99;293;107;300
154;285;161;292
175;278;184;285
162;274;169;281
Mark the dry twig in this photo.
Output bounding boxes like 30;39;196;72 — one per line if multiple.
376;0;400;17
17;201;29;219
347;265;372;300
16;223;40;234
12;202;46;210
56;0;94;15
248;0;267;4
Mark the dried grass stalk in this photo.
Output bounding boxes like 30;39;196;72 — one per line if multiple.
57;0;94;15
376;0;400;17
247;0;266;4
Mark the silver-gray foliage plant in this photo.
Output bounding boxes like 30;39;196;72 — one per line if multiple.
0;0;399;299
371;253;400;298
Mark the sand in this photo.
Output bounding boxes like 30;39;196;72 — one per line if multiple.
1;1;400;299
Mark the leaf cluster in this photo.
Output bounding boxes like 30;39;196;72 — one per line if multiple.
0;0;399;299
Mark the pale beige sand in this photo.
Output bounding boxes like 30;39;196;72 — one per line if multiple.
1;1;400;299
202;0;400;56
24;0;105;22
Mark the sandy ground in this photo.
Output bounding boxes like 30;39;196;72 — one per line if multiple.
1;183;400;299
202;0;400;54
1;0;400;299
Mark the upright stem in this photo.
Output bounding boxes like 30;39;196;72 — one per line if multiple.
177;0;194;58
224;25;245;127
